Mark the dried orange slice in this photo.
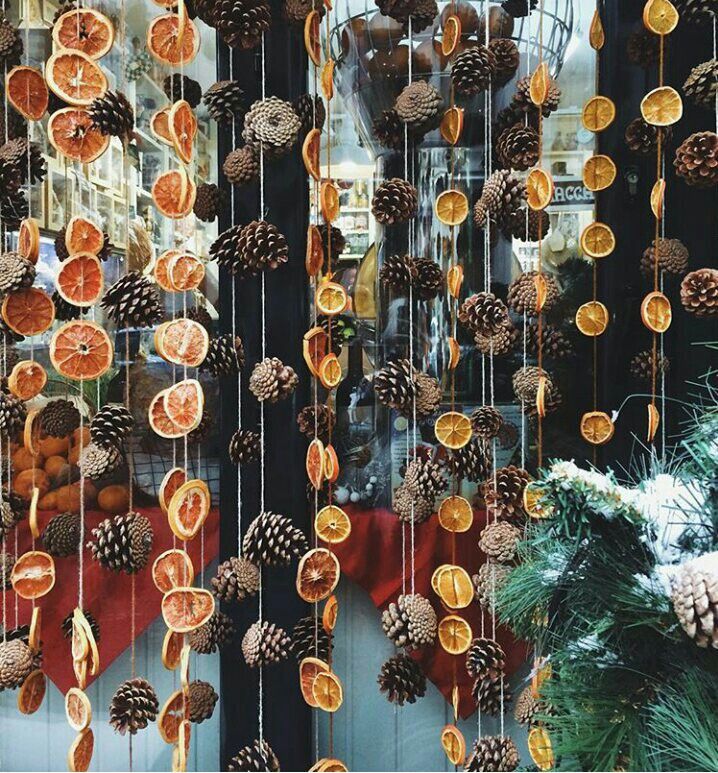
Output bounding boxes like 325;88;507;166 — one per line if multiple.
8;360;46;401
304;11;322;66
152;168;195;218
435;190;468;226
161;587;214;633
66;216;105;256
164;378;204;432
311;759;348;773
52;8;114;59
641;86;682;126
162;628;184;670
442;14;461;56
73;608;99;676
435;565;473;609
151;107;174;146
29;606;41;652
176;720;191;772
50;321;113;380
532;659;552;697
321;60;335;101
643;0;678;35
529;62;550;106
179;639;191;690
438;614;472;654
316;280;347;316
323;596;338;633
11;550;55;599
153;249;179;291
447;265;463;298
440;106;464;145
583;155;616;191
315;505;351;544
320;181;340;223
168;478;211;541
18;669;46;715
318;353;342;389
324;444;339;484
149;390;186;439
71;616;89;662
589;9;605;49
575;300;609;336
169;99;197;164
580;221;615;259
435;411;472;449
297;548;340;603
6;66;48;122
534;274;549;313
647;402;660;442
303;326;329;377
523;482;552;519
18;218;40;263
582;95;616;132
441;725;466;767
155;319;208;367
23;409;41;458
437;495;473;532
158;689;185;744
528;726;554;772
68;728;94;773
168;251;205;291
56;253;103;307
448;337;460;369
641;291;672;332
65;687;92;731
580;411;615;445
73;655;87;690
48;107;109;162
536;374;548;418
46;50;107;107
153;549;194;593
651;178;665;219
312;670;343;712
307;438;325;490
302;128;321;181
29;487;40;538
2;287;55;336
159;467;187;513
147;12;199;66
527;168;554;210
300;657;330;707
306;225;324;276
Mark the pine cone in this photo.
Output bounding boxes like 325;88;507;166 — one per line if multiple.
466;637;506;679
242;96;301;158
380;254;416;294
0;187;27;229
474;323;519;356
0;490;24;541
228;740;280;772
526;322;574;360
471;406;503;439
0;552;14;589
40;399;80;438
501;206;548;242
671;561;718;648
489;38;520;86
214;0;272;49
0;391;25;437
188;679;218;723
403;457;447;500
90;404;134;449
372;178;418;225
507;271;559;315
190;610;235;654
296;404;336;441
374;359;416;414
474;169;526;228
627;27;660;68
641;237;689;276
61;609;100;642
0;251;35;293
459;292;509;336
109;677;159;735
163;74;202;108
378;653;426;705
0;638;33;689
242;511;308;566
513;685;537;724
229;428;260;464
249;357;298;402
683;59;718;109
381;593;437;649
375;0;415;24
414;259;443;300
674;131;718;187
193;183;224;222
502;0;536;16
465;736;520;772
289;614;331;662
0;139;46;184
293;93;326;138
512;366;560;415
282;0;325;23
42;511;80;557
101;272;163;328
211;225;246;276
392;482;434;524
395;80;443;133
625;118;670;155
373;109;405;150
202;334;245;377
89;91;134;140
237;221;289;273
496;123;539;171
0;15;22;67
223;146;259;186
681;268;718;316
483;466;530;522
452;45;496;96
472;672;511;715
87;512;153;573
318;223;346;261
242;620;291;667
630;350;670;383
414;371;442;417
445;437;490;483
188;411;213;447
204;80;246;124
187;305;213;332
211;556;260;602
479;520;520;562
672;0;717;24
80;442;123;480
473;562;511;612
511;74;561;117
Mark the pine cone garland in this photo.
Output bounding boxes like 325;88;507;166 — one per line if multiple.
188;680;218;723
474;323;519;357
242;97;301;158
671;562;718;648
0;251;35;294
392;482;434;524
625;118;670;155
496;123;539;171
42;511;80;557
249;357;298;402
90;404;134;449
40;399;80;438
101;272;163;328
237;221;289;273
163;74;202;107
193;183;224;222
452;45;497;95
507;271;559;315
242;620;291;667
0;15;22;67
293;93;326;137
395;80;443;132
296;404;335;441
373;109;405;150
211;556;260;602
471;406;503;439
202;334;245;377
414;259;443;301
0;391;25;437
378;653;427;705
0;638;33;689
229;429;261;464
215;0;272;48
228;740;280;772
483;466;530;522
627;27;660;68
466;637;506;679
489;38;520;86
223;146;259;186
446;437;490;483
511;74;561;117
289;614;331;662
674;131;718;187
526;322;574;360
473;562;512;612
465;736;520;772
242;511;308;566
87;512;153;573
459;292;509;336
382;593;437;649
479;520;520;562
89;91;134;140
190;610;235;654
683;59;718;109
80;442;123;480
641;237;689;276
514;685;537;724
204;80;246;124
630;350;670;383
472;672;511;715
680;268;718;316
109;678;159;735
403;457;447;500
372;178;418;225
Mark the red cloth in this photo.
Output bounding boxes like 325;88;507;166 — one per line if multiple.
10;506;219;694
333;506;524;719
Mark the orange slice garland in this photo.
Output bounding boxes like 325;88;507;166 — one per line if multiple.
152;168;195;218
6;66;48;121
52;8;115;59
2;288;55;336
152;548;195;593
168;99;197;164
161;587;214;633
50;320;113;380
163;378;204;431
18;218;40;263
56;253;104;307
155;319;208;367
65;216;105;256
46;50;108;106
147;11;200;66
48;108;109;162
167;478;211;541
